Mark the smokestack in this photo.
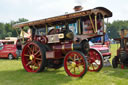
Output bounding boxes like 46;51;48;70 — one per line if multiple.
74;5;83;12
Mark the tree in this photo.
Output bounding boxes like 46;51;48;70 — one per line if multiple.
106;20;128;39
0;18;28;39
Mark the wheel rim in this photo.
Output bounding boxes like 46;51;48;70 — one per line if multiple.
64;51;87;77
88;49;103;72
22;42;43;72
8;54;13;60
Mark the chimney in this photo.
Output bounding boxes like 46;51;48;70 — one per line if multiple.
74;5;83;12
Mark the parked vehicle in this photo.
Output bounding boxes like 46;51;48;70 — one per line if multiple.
112;29;128;69
89;41;111;58
13;6;112;77
0;39;21;60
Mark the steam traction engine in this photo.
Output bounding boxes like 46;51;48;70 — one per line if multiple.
112;29;128;68
13;6;112;77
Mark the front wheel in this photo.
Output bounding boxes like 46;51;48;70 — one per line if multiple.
64;50;88;77
22;41;46;73
87;48;103;72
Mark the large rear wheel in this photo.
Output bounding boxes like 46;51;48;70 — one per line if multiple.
22;41;46;72
64;50;88;77
87;48;103;72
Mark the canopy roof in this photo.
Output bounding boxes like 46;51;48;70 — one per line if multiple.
13;7;112;28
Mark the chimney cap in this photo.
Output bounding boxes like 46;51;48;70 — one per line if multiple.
74;5;83;11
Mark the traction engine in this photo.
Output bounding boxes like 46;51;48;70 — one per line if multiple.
112;29;128;68
13;6;112;77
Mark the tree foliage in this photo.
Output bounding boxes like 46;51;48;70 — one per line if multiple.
106;20;128;39
0;18;28;39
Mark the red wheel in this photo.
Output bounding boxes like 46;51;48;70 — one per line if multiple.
64;50;88;77
87;48;103;72
22;41;46;72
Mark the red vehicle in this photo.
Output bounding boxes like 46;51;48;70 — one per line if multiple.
13;6;112;77
0;39;21;59
90;44;111;58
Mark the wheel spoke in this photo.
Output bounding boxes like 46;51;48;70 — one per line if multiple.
92;64;95;70
77;66;81;72
77;62;83;67
35;57;42;61
78;57;82;62
67;62;71;66
34;50;40;56
94;61;99;66
69;56;73;61
28;50;31;55
32;62;38;71
73;54;77;61
32;45;35;54
28;45;33;54
36;53;41;58
32;64;35;71
26;61;32;66
38;62;41;67
69;67;73;71
24;54;30;57
31;46;34;54
35;63;39;67
94;53;100;60
73;67;76;74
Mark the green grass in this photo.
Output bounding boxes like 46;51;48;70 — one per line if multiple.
0;44;128;85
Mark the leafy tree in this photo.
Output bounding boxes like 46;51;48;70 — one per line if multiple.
7;32;12;37
0;18;28;39
106;20;128;39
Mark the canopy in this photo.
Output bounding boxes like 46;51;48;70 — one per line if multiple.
13;7;112;28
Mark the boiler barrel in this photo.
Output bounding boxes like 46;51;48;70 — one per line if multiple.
53;43;81;54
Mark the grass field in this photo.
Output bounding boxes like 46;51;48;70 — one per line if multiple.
0;44;128;85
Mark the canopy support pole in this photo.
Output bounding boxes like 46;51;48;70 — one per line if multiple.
15;28;22;45
78;18;81;34
21;28;24;44
89;15;95;33
46;24;48;34
103;16;105;33
95;15;97;33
